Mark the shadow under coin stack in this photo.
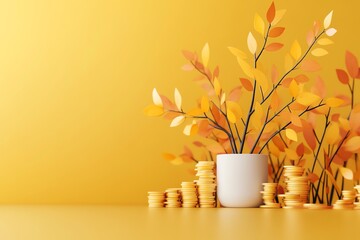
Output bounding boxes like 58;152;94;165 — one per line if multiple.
333;190;356;209
165;188;182;208
148;191;165;208
260;183;280;208
195;161;216;208
181;182;198;208
354;185;360;209
281;166;309;209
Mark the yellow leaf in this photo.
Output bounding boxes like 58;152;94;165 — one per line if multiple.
144;105;164;116
285;128;298;142
174;88;182;110
340;167;353;180
323;10;333;29
201;96;210;112
311;48;328;57
183;121;198;136
152;88;163;107
284;53;294;71
187;108;203;116
326;123;339;145
252;69;268;92
226;101;243;123
345;136;360;152
339;117;350;131
268;141;281;157
285;148;298;160
289;79;299;98
272;9;287;25
220;93;226;105
227;109;237;124
247;32;257;55
237;58;254;78
296;92;321;106
290;40;301;61
326;28;337;37
326;97;344;108
318;38;334;46
162;153;176;161
170;157;184;165
254;13;265;36
228;47;247;59
214;77;221;96
202;42;210;67
170;115;185;127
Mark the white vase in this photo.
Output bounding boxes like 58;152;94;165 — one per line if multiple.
216;154;268;207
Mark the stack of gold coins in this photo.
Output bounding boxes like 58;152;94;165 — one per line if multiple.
148;191;165;208
282;166;309;209
333;190;356;209
195;161;216;208
354;185;360;209
165;188;182;208
260;183;280;208
303;203;332;209
181;182;198;208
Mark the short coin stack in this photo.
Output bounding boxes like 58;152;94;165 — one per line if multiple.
354;185;360;210
260;183;280;208
333;190;356;210
165;188;182;208
181;182;198;208
303;203;331;209
148;191;165;208
195;161;216;208
281;166;309;209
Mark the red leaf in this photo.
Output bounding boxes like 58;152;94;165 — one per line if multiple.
308;173;319;183
182;50;195;61
336;69;349;84
269;27;285;37
266;2;276;23
240;78;253;91
296;143;305;156
301;59;321;72
272;136;285;151
265;43;283;51
345;51;359;78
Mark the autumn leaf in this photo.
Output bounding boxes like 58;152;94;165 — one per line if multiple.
253;69;268;92
214;77;221;96
254;13;265;36
265;43;284;51
300;59;321;72
325;28;337;36
237;58;254;78
228;86;242;102
318;38;334;46
182;50;195;61
226;101;243;123
144;105;164;117
220;93;226;105
152;88;163;107
302;121;316;150
202;43;210;67
201;96;210;112
269;27;285;38
270;90;280;110
308;173;319;183
183;121;198;136
340;167;353;180
271;65;279;84
326;123;339;145
206;141;226;154
228;47;247;59
290;40;301;61
289;79;299;98
296;92;321;106
284;54;294;71
326;97;344;108
272;9;286;25
266;1;276;23
174;88;182;110
311;48;328;57
345;136;360;152
247;32;257;54
285;128;298;141
240;78;253;91
345;51;359;78
336;69;349;84
323;10;333;29
187;108;203;116
170;115;186;127
252;102;263;130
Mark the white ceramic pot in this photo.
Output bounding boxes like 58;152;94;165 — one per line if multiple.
217;154;268;207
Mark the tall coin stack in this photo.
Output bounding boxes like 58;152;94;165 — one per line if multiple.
165;188;182;208
333;190;356;209
281;166;309;209
181;181;198;208
195;161;216;208
354;185;360;209
148;191;165;208
260;183;281;208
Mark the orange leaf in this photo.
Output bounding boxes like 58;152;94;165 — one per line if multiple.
302;121;316;151
266;1;276;23
193;141;205;147
213;66;220;79
269;27;285;37
265;43;284;51
270;90;281;111
296;143;305;156
273;136;285;151
345;136;360;152
240;78;253;91
181;63;194;71
308;173;319;183
336;69;349;84
285;148;298;160
271;65;279;84
197;120;213;137
182;50;196;61
228;86;242;102
306;30;314;46
345;51;359;78
311;76;326;99
160;95;177;111
300;59;321;72
206;141;226;154
294;74;310;83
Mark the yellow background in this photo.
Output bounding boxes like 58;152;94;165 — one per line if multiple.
0;0;359;204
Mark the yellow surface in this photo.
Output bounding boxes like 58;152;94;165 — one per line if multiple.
0;0;359;204
0;205;359;240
